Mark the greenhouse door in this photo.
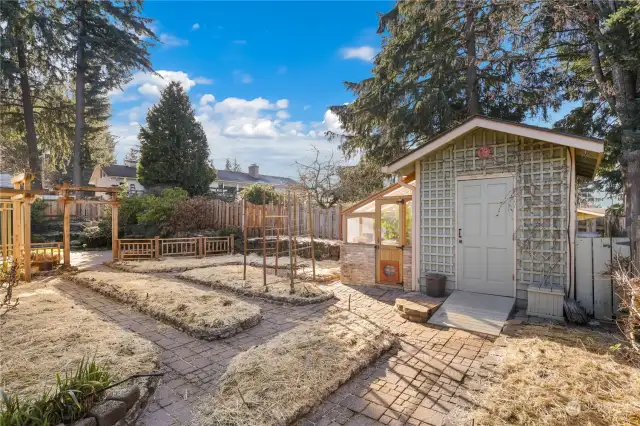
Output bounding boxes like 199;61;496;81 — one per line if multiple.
375;197;410;285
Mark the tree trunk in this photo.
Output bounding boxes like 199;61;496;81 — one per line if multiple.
73;2;86;188
16;39;42;189
464;4;479;116
625;150;640;271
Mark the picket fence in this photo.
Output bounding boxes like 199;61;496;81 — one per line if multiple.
42;198;343;240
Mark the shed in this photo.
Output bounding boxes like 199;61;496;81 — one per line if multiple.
341;116;604;319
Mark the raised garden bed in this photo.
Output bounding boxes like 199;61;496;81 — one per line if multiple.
107;254;340;282
0;278;158;402
179;265;335;305
192;308;394;426
72;269;262;340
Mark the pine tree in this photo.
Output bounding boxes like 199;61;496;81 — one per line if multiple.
138;82;216;195
330;0;544;164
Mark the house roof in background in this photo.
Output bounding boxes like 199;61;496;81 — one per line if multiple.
102;165;137;178
216;169;298;186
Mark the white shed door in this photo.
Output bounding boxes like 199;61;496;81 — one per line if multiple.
456;177;514;297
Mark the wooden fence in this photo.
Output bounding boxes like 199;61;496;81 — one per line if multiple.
42;198;343;240
117;235;234;260
575;237;630;320
43;200;107;221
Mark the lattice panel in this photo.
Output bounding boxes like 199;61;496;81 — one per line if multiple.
420;129;568;294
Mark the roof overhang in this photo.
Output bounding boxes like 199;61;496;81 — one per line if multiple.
382;116;604;178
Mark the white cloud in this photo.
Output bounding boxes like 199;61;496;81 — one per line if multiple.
275;99;289;109
160;33;189;47
191;23;200;30
233;70;253;84
194;76;214;84
200;94;215;106
122;70;197;99
276;110;290;120
340;46;377;62
232;40;247;45
138;83;161;97
303;105;311;111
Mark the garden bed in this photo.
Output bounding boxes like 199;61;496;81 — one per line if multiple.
179;265;335;305
0;278;158;399
470;324;640;425
192;308;395;426
107;254;340;281
72;269;262;340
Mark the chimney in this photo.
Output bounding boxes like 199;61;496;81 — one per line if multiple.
248;164;259;178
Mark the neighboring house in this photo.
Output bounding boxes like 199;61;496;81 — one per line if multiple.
341;115;604;323
212;164;298;196
89;160;144;198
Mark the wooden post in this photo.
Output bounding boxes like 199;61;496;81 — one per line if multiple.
63;198;71;266
12;183;21;265
243;198;248;280
307;193;316;281
201;236;206;257
154;236;159;258
275;203;280;276
230;233;235;255
1;205;8;272
287;190;294;291
338;205;343;240
111;193;119;260
293;192;297;279
262;192;267;291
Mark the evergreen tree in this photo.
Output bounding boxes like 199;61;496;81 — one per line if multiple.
65;0;157;187
138;82;216;195
330;0;542;164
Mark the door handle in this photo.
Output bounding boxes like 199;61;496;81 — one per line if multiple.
458;228;462;238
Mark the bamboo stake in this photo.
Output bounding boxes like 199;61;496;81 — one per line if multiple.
63;197;71;265
1;205;8;272
307;192;316;281
275;202;280;276
243;197;247;280
293;192;297;279
287;190;294;292
262;192;268;292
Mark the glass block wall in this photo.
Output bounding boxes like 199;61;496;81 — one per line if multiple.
420;128;568;301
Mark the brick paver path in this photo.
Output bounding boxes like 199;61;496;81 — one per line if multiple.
55;273;497;426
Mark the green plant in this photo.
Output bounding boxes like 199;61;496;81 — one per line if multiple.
0;358;111;425
137;187;189;236
241;184;282;205
30;198;47;226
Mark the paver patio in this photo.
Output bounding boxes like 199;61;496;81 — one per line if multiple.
54;271;498;426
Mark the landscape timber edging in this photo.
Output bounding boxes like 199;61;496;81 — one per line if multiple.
68;274;262;340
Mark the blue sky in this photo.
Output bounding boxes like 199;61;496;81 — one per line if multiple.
109;1;571;179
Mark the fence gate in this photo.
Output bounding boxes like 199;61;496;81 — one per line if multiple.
575;237;630;321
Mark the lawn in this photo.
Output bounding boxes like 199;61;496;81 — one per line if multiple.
179;264;334;305
192;308;395;426
0;278;158;399
109;253;340;281
471;324;640;426
73;269;262;340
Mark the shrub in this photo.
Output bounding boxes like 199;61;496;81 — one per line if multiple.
137;188;189;236
0;358;111;425
30;198;47;226
166;196;216;234
241;184;282;205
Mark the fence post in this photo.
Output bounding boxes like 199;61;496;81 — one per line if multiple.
201;236;206;257
308;193;316;280
230;234;235;254
154;236;159;259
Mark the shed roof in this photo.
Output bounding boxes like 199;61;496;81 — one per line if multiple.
102;165;137;178
382;115;604;178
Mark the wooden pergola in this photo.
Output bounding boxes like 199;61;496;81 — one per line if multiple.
0;173;120;281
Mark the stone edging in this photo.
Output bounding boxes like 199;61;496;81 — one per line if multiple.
69;274;262;340
66;373;160;426
106;259;321;274
178;274;335;306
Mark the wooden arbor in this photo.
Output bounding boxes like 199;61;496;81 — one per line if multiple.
0;174;120;282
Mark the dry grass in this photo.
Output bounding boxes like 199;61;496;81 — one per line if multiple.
179;265;334;305
109;254;341;281
472;324;640;426
0;278;158;398
192;308;395;426
73;269;262;339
